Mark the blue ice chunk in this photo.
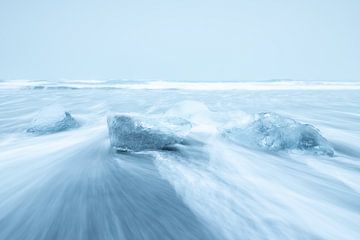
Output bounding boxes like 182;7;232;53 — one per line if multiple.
27;106;79;135
107;115;185;152
224;112;334;156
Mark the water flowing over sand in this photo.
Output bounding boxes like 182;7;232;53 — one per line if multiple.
0;81;359;240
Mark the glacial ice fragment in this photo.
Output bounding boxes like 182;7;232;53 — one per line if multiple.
224;112;334;156
27;106;79;134
107;114;185;152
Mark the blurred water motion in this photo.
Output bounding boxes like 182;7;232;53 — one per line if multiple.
0;83;359;240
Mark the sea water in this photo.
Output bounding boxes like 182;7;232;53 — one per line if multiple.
0;80;359;240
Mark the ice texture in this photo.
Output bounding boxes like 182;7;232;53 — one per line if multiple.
107;114;185;152
224;112;334;156
27;106;79;134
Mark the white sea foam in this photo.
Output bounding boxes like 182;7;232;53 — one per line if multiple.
1;79;360;90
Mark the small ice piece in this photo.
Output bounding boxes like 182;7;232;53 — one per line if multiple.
165;100;218;135
224;112;334;156
27;105;79;135
162;117;192;136
107;114;185;152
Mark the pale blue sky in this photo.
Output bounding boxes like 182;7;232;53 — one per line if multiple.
0;0;359;81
